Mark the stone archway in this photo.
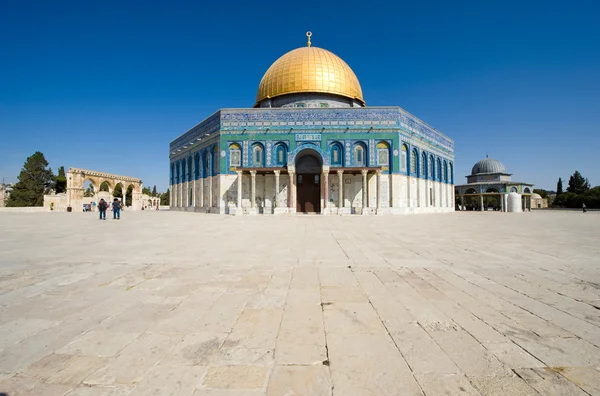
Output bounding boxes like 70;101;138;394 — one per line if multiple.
66;168;144;211
295;149;322;213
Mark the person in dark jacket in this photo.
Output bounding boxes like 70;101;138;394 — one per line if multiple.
98;199;107;220
112;198;122;220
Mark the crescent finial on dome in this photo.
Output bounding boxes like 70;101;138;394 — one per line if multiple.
306;31;312;47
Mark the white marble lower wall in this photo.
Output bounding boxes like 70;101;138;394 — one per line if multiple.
169;174;455;214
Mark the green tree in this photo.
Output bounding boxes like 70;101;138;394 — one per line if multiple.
160;189;170;206
125;185;133;207
113;184;123;198
142;186;151;196
83;183;95;197
556;177;563;195
99;181;110;192
152;185;157;197
567;171;590;194
55;166;67;194
533;189;549;199
7;152;55;207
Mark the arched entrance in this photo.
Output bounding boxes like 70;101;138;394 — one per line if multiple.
295;150;322;213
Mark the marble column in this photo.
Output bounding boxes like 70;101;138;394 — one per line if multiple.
185;181;189;207
288;171;296;211
322;170;329;214
208;155;213;209
250;170;256;209
273;170;280;209
169;186;173;208
500;194;504;212
236;171;243;210
479;194;484;211
361;170;368;209
460;195;465;211
178;183;182;207
192;179;196;207
199;178;204;208
337;170;344;210
376;170;382;210
207;176;212;209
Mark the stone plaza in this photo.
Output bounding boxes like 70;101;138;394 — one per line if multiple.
0;211;599;395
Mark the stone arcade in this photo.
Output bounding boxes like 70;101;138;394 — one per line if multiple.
44;168;148;212
169;34;455;215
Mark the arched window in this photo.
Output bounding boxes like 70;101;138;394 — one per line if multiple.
524;187;531;193
400;144;408;172
437;158;442;182
194;153;200;179
510;186;518;193
353;143;366;166
429;155;435;180
229;143;241;167
411;148;418;175
443;160;448;183
421;152;427;179
449;162;454;184
170;163;175;185
376;142;389;166
252;143;264;167
331;142;343;166
275;144;288;166
187;157;192;182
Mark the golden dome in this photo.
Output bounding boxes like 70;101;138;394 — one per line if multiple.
255;45;365;107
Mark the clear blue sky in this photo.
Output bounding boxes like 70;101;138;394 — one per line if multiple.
1;0;598;191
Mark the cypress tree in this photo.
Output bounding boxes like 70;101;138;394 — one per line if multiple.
567;171;590;195
7;152;55;207
55;166;67;194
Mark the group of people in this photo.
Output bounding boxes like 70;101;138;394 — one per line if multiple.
97;198;123;220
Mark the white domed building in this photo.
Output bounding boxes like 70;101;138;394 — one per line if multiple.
455;156;534;212
168;34;455;215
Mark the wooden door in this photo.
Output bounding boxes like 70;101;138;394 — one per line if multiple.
296;174;321;213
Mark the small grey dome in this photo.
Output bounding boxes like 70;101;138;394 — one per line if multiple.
471;156;506;175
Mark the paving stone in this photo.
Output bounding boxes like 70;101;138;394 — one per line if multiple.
559;366;600;395
127;364;205;396
46;355;108;385
55;330;139;358
468;374;541;395
482;341;545;369
0;377;73;395
1;211;599;396
64;384;133;396
327;333;423;396
514;367;590;396
202;365;269;390
322;303;387;334
161;332;227;366
413;373;481;396
389;322;460;374
267;365;331;396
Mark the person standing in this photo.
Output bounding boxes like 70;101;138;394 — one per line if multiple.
583;203;587;213
112;198;122;220
98;198;107;220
